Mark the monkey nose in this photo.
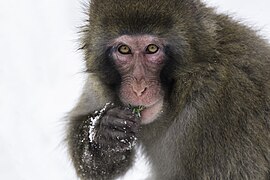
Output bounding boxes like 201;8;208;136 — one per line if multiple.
132;84;147;97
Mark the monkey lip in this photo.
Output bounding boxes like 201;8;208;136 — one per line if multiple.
124;92;163;108
126;98;160;108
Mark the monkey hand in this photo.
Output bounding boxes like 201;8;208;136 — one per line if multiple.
89;104;141;153
69;104;141;179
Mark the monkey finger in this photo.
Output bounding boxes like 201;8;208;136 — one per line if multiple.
106;107;136;120
101;119;139;133
96;127;136;144
103;114;139;127
101;116;139;134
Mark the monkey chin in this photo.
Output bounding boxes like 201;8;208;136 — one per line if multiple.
140;99;163;124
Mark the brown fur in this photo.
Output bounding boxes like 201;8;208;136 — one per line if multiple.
67;0;270;179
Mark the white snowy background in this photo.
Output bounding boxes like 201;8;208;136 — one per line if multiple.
1;0;270;179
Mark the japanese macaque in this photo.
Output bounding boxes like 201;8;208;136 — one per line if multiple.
67;0;270;179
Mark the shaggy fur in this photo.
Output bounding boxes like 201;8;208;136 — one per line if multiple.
67;0;270;179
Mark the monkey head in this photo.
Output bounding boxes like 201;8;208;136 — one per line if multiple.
82;0;216;124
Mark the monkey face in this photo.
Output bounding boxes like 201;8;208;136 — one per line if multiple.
110;35;166;124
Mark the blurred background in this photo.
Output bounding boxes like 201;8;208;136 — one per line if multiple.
1;0;269;179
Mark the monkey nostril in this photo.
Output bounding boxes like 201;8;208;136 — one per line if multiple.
141;87;147;95
132;86;147;97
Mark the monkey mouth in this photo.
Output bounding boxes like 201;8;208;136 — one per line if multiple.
121;98;163;124
123;97;161;109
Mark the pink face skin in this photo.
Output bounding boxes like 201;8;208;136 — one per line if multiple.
110;35;166;124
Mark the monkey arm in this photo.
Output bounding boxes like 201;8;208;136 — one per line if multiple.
67;105;139;180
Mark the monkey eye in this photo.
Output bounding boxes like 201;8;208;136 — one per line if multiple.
118;45;131;54
146;44;159;54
